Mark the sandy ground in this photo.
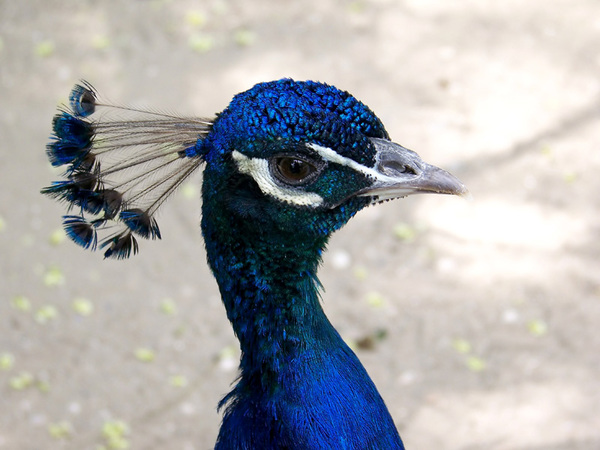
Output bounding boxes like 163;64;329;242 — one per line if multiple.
1;0;599;449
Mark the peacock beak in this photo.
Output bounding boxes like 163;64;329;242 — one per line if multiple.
359;138;469;201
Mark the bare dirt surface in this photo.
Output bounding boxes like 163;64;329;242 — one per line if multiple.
1;1;599;449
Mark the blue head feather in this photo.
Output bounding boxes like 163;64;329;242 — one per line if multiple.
62;215;98;250
203;79;388;163
46;113;94;167
119;208;161;240
42;81;208;258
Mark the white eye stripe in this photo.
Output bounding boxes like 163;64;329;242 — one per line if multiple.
307;143;397;184
231;151;324;207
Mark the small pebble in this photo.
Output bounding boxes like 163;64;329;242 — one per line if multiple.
68;402;82;415
436;257;456;274
330;250;351;270
502;308;520;324
218;346;237;372
398;371;416;385
180;402;196;415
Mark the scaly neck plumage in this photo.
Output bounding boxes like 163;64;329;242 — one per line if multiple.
203;218;338;381
201;174;404;449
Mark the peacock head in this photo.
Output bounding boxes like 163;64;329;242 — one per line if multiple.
42;79;467;258
198;79;467;241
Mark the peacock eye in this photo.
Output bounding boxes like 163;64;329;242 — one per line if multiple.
272;156;323;185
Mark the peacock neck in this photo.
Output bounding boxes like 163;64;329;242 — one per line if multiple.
202;217;342;378
201;177;404;448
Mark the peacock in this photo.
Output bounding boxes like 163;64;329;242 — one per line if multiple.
42;79;467;449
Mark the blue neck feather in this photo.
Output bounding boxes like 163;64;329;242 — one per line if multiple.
202;167;404;449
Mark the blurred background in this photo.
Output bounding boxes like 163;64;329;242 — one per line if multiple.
1;0;599;448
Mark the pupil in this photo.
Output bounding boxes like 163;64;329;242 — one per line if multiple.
278;158;310;181
289;160;304;174
273;156;320;185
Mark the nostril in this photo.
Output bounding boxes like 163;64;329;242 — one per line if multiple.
399;163;417;175
380;160;418;176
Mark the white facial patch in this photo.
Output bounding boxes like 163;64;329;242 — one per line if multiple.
307;143;414;200
231;151;324;207
307;143;399;184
